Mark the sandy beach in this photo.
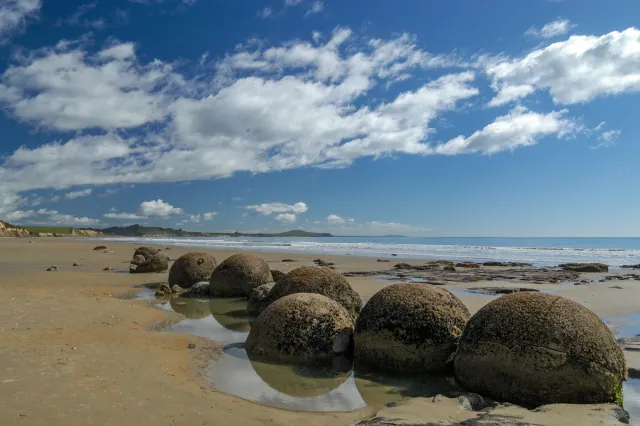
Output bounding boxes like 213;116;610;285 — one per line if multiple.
1;238;638;426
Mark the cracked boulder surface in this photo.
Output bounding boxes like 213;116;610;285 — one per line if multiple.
355;283;470;373
245;293;354;362
454;292;627;408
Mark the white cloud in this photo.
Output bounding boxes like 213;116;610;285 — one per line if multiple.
306;0;324;15
5;209;35;221
203;212;217;221
0;0;41;42
525;19;575;39
65;188;93;199
104;212;146;220
139;199;184;217
435;106;578;155
275;213;297;223
485;27;640;106
257;7;273;18
327;214;345;224
0;40;181;130
189;214;201;223
246;202;308;215
592;129;621;149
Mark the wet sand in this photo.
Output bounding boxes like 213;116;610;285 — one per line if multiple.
0;238;639;425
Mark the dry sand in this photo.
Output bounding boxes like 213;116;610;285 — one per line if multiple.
0;238;638;426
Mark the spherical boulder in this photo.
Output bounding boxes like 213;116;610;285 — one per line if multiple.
130;253;168;273
209;254;272;297
247;282;275;317
246;293;355;362
260;266;362;316
454;292;627;408
354;283;470;373
169;252;218;288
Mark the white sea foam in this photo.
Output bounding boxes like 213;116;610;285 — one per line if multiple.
96;236;640;266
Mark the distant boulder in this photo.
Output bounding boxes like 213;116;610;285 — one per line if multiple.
456;262;481;269
130;247;169;274
443;265;456;272
622;264;640;269
558;263;609;273
209;254;272;297
169;252;217;288
93;245;108;251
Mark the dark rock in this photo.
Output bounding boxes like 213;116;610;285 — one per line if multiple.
103;267;113;271
260;266;362;316
394;263;412;269
342;271;379;277
72;263;80;267
443;265;456;272
391;254;398;256
454;292;627;408
483;261;533;267
93;246;108;251
281;259;296;263
130;253;168;274
270;269;286;282
247;282;275;316
456;262;481;269
46;266;58;272
209;254;272;297
188;343;196;349
355;283;470;373
622;264;640;269
377;259;391;263
313;259;335;267
629;368;640;379
558;263;609;273
168;252;217;288
189;281;210;297
246;293;354;362
155;283;171;297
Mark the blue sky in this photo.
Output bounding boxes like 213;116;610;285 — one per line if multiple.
0;0;639;237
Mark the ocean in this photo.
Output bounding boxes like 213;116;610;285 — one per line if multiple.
97;236;640;267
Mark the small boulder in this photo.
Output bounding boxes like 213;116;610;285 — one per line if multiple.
46;266;58;272
558;263;609;273
282;259;296;263
155;283;171;297
189;281;210;297
443;265;456;272
354;283;470;373
454;292;627;408
261;266;362;316
456;262;480;269
209;254;272;297
377;259;391;263
93;245;108;251
313;259;335;267
103;267;113;271
168;252;217;288
130;247;168;274
247;282;275;316
246;293;355;362
73;263;80;267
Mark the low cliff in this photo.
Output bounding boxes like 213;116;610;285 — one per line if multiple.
0;221;103;238
0;221;31;238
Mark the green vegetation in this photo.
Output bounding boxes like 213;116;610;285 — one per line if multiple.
97;225;333;238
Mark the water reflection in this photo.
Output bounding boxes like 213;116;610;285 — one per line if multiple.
169;297;211;319
209;298;253;332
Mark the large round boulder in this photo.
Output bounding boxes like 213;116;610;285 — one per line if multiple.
209;254;272;297
168;252;217;288
354;283;470;373
260;266;362;316
246;293;355;362
454;292;627;407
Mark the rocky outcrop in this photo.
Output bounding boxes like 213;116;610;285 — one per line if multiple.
129;247;169;274
456;262;481;269
559;263;609;273
246;293;354;362
454;292;627;408
0;221;30;238
355;283;470;373
260;266;362;316
71;229;102;237
168;252;217;288
209;254;273;297
622;264;640;269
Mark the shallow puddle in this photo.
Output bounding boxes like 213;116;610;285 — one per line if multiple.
136;288;640;417
608;313;640;339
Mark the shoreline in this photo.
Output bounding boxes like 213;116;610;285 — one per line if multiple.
1;238;639;425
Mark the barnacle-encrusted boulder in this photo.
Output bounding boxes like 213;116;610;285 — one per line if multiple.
209;254;272;297
259;266;362;315
246;293;355;362
247;282;275;317
168;252;217;288
354;283;470;373
454;292;627;408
